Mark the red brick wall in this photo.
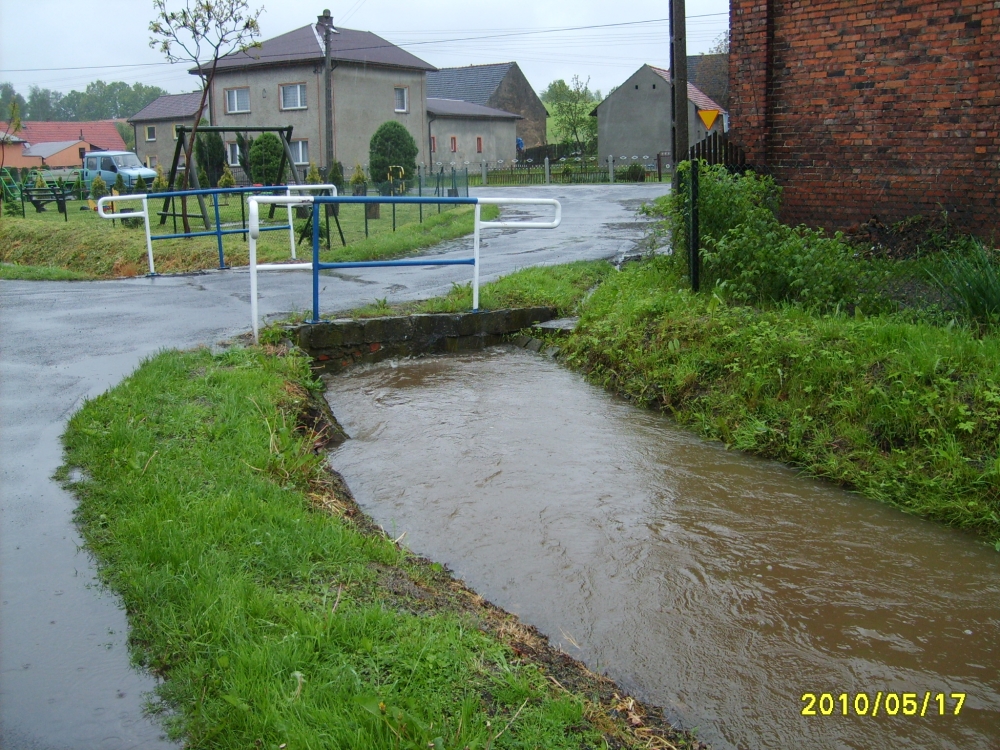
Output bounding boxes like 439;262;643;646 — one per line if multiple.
728;0;1000;233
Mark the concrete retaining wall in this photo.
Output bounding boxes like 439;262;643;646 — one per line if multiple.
292;307;556;373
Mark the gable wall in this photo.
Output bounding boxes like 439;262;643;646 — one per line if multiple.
486;64;549;148
729;0;1000;232
595;66;723;164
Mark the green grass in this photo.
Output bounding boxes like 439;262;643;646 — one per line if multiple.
334;260;613;320
1;199;494;279
0;262;92;280
559;257;1000;548
61;345;694;749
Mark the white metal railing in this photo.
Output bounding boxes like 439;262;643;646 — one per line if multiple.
96;194;155;274
246;195;562;342
284;184;338;259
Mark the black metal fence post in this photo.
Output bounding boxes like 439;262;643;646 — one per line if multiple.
689;159;700;292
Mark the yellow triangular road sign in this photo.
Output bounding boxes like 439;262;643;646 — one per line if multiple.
698;109;720;130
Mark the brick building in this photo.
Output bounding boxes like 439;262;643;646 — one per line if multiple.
728;0;999;233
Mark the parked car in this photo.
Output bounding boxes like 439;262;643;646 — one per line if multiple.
82;151;157;190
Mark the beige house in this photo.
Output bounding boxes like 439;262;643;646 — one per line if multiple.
128;92;203;170
201;12;435;178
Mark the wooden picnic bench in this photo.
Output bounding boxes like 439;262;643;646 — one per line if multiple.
22;185;75;221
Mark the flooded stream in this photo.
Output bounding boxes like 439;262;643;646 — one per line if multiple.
324;348;1000;750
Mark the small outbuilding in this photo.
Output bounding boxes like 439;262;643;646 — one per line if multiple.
426;98;521;167
592;64;726;167
427;63;547;149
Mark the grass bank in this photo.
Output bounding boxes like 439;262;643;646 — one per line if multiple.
559;258;1000;547
0;203;496;279
61;344;704;749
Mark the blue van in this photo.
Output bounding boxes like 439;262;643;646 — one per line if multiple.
83;151;157;190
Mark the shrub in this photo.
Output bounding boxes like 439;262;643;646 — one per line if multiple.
150;165;170;192
328;160;345;192
134;174;148;194
305;161;321;184
247;132;284;185
90;174;108;200
34;172;46;189
197;165;209;190
113;172;126;195
194;130;226;186
4;197;24;217
617;163;646;182
558;162;576;183
649;161;780;274
217;163;236;189
368;121;418;186
349;163;367;193
702;210;859;308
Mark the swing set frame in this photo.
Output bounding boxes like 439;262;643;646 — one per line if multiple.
161;125;302;228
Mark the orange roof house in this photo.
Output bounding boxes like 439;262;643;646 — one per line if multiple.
18;121;126;152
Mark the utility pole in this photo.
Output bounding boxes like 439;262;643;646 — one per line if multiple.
669;0;689;181
320;9;334;177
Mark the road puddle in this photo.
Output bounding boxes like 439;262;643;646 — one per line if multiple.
324;348;1000;750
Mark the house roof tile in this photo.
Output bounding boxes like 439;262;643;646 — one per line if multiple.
204;23;435;73
426;98;521;119
648;66;727;113
128;92;203;123
19;121;126;151
686;54;730;111
426;63;514;106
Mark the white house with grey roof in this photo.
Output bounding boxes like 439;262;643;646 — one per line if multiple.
592;64;727;167
427;62;547;148
200;10;436;180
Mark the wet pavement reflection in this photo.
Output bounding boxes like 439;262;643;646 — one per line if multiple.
325;348;1000;750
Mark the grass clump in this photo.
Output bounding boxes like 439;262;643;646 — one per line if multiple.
61;345;698;748
0;262;92;280
562;257;1000;547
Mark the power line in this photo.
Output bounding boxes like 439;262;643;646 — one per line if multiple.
1;11;728;74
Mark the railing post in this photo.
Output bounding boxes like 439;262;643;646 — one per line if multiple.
544;157;550;185
141;197;156;276
481;160;488;186
608;155;615;183
473;202;481;311
286;187;297;260
213;192;227;269
312;200;321;324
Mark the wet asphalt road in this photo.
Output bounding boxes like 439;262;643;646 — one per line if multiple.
0;184;668;749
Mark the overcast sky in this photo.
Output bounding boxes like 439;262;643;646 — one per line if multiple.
0;0;729;99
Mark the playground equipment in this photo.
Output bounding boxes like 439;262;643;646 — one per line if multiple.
246;194;562;342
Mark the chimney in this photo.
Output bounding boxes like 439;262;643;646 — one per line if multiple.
317;9;334;31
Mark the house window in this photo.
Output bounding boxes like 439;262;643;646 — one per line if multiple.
290;140;309;164
145;125;156;141
147;155;158;168
431;136;436;152
227;142;241;166
78;146;86;160
450;136;457;152
225;87;251;114
394;87;408;113
476;137;483;154
174;124;184;140
280;83;307;110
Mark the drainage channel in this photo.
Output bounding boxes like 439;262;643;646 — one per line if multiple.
323;347;1000;750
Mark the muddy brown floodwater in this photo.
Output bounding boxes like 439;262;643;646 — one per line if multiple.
324;348;1000;750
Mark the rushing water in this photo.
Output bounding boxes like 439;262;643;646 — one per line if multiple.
324;348;1000;750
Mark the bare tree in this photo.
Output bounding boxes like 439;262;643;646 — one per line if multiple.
150;0;262;229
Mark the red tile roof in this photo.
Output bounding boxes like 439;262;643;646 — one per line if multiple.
649;67;727;113
19;120;127;151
